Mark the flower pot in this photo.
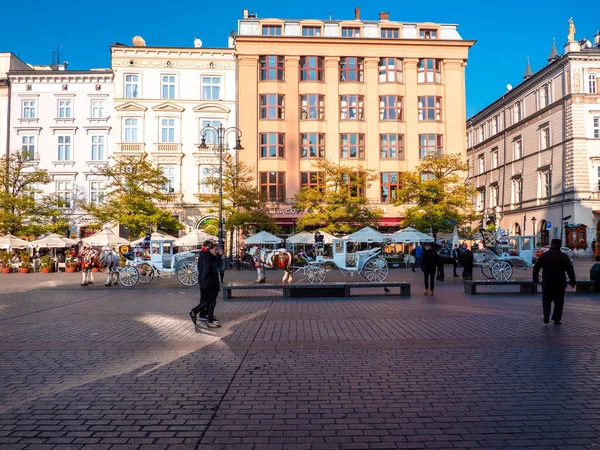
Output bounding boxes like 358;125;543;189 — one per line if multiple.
19;268;30;274
92;267;100;272
41;267;52;274
1;268;11;274
65;267;77;273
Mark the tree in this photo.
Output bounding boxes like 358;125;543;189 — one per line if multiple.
395;154;477;238
293;158;381;234
0;152;70;236
79;154;182;239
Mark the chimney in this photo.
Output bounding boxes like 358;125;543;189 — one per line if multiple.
379;12;389;21
354;7;360;21
243;8;249;19
595;29;600;47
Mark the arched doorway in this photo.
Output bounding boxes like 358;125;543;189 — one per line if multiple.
195;216;218;235
513;223;521;236
539;220;549;246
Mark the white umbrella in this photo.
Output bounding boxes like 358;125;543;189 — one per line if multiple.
131;231;177;245
287;230;335;245
0;233;30;249
82;229;129;246
452;226;461;248
244;231;283;245
174;229;215;247
345;226;387;243
391;227;435;243
30;233;77;248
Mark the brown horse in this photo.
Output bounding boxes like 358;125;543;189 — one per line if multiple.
246;247;293;284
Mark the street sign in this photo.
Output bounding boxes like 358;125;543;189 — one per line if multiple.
546;221;552;230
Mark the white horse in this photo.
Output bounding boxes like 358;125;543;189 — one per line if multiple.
246;247;293;284
76;244;121;286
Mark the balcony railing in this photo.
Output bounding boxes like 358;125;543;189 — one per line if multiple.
155;143;182;152
118;143;144;152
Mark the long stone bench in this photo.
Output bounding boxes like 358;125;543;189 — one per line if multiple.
464;280;537;295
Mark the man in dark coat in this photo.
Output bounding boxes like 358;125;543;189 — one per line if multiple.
189;239;215;325
421;243;439;296
533;239;576;324
199;244;221;327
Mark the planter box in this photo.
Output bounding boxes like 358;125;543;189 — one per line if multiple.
41;268;52;273
19;268;30;274
65;267;77;273
1;268;11;274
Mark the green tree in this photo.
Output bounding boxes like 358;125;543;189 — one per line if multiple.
0;152;70;235
395;154;477;238
293;158;381;234
79;154;182;239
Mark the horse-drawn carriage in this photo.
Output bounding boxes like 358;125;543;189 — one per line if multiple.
473;231;537;281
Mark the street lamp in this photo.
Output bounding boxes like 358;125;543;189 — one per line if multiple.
531;216;537;243
198;124;243;255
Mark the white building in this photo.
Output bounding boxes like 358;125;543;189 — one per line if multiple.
1;53;30;160
110;41;237;235
466;28;600;250
7;64;114;238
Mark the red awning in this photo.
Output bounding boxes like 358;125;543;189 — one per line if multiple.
594;210;600;214
379;218;402;226
275;219;295;226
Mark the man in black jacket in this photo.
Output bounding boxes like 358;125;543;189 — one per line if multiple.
189;239;215;326
533;239;576;325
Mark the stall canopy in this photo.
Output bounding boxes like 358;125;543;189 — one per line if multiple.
244;231;283;245
82;229;129;246
0;233;30;249
345;226;387;243
286;230;335;245
174;229;215;247
390;227;434;243
30;233;77;248
131;231;177;245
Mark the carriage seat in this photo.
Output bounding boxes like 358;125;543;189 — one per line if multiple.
123;251;135;261
345;254;357;267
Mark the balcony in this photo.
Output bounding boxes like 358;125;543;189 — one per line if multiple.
155;143;182;153
117;143;145;153
160;193;184;204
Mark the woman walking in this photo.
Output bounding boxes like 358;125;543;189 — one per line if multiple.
421;243;439;296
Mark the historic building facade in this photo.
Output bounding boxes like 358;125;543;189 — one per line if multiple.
466;29;600;249
234;8;474;234
1;53;30;162
110;44;236;235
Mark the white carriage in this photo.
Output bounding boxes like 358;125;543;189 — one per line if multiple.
302;238;389;283
119;237;198;287
474;233;536;281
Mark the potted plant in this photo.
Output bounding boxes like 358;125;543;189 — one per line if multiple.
65;257;78;273
40;255;54;273
0;251;11;274
19;252;31;274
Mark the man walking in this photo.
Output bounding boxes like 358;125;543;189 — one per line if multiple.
452;245;460;277
422;243;439;296
533;239;576;325
189;239;215;326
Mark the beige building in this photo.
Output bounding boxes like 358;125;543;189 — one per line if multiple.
466;29;600;250
1;53;30;160
235;8;474;234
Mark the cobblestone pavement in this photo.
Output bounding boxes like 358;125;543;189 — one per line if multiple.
1;268;600;449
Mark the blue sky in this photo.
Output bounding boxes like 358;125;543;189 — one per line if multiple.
0;0;592;117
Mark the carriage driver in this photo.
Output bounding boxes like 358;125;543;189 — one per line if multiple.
314;231;324;256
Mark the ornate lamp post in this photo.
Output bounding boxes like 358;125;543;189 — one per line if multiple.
198;124;243;254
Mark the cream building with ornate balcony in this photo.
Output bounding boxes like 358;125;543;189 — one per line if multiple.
466;28;600;250
110;43;236;234
235;8;474;234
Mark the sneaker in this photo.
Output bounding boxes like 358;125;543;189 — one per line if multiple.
189;310;197;325
207;322;221;328
424;290;430;296
543;313;550;324
211;320;221;326
198;316;208;322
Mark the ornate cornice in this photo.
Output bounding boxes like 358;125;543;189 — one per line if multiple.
112;58;235;70
9;73;113;84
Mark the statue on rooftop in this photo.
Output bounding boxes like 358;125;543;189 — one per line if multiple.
568;18;576;43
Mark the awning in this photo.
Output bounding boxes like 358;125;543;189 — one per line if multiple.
275;218;295;226
379;217;402;226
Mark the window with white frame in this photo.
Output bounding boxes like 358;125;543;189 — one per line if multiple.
124;74;139;98
541;171;552;198
478;155;485;174
478;125;484;142
512;178;523;204
492;148;499;168
540;84;549;108
199;166;217;194
123;118;139;142
58;99;72;118
161;74;176;99
514;139;522;160
492;115;499;134
91;99;105;118
489;185;498;208
161;166;177;193
160;118;176;143
200;119;222;144
21;136;36;160
590;73;597;94
91;135;105;160
594;117;600;138
514;101;522;122
57;136;71;160
201;76;221;100
90;181;105;205
476;190;485;211
56;181;72;208
540;126;550;149
22;100;36;118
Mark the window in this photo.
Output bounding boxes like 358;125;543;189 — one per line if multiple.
489;185;498;208
476;190;485;211
540;127;550;149
259;133;285;158
343;173;366;198
540;84;549;108
300;172;323;190
512;179;523;204
300;56;324;82
260;94;285;119
21;136;35;160
260;171;286;202
340;134;365;159
380;96;403;121
340;95;364;120
597;166;600;190
381;28;399;39
514;139;522;160
124;74;139;98
478;155;485;174
161;166;177;193
421;172;435;182
262;25;282;36
380;134;404;160
58;99;72;118
91;135;105;160
161;75;176;99
91;99;105;118
199;166;218;194
514;102;522;122
56;182;72;208
201;76;221;100
594;117;600;138
302;26;321;36
542;171;552;198
22;100;36;118
259;56;285;81
378;58;402;83
341;27;360;37
492;115;500;134
160;118;176;143
418;96;442;121
478;125;484;142
124;118;139;142
419;134;443;159
590;73;597;94
492;148;499;168
381;172;401;203
90;181;105;205
340;57;364;82
419;29;437;39
417;59;441;83
300;94;325;120
57;136;71;160
300;133;325;158
200;119;222;144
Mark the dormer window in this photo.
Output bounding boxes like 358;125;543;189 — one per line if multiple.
419;29;437;39
380;28;399;39
302;26;321;36
262;25;282;36
341;27;361;38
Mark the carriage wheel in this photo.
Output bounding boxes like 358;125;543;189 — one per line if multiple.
305;264;326;283
491;260;513;281
481;264;494;279
137;263;154;284
177;261;198;286
362;257;389;283
118;266;139;287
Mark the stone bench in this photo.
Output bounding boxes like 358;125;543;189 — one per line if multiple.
464;280;537;295
574;281;597;293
